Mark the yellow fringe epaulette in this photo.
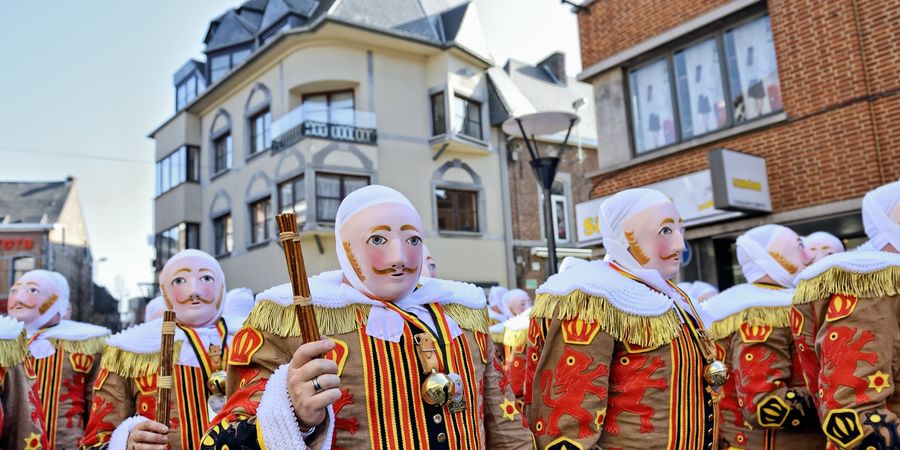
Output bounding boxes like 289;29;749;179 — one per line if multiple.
707;306;792;340
101;341;184;379
491;331;504;344
0;331;27;368
444;304;489;334
55;336;108;355
794;265;900;305
503;328;527;348
245;300;372;338
533;291;681;348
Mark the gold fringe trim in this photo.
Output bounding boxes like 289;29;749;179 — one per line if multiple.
503;328;527;348
794;266;900;305
443;304;489;334
56;336;108;355
491;331;505;344
533;291;681;347
707;306;792;340
0;331;27;368
245;300;371;338
101;341;184;379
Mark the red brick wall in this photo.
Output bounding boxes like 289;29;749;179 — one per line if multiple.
583;0;900;211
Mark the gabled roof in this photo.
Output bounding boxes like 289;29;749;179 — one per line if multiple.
0;180;73;224
260;0;320;33
330;0;441;43
204;9;260;52
173;59;206;85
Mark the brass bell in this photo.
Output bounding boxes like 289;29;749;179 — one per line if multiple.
207;370;227;396
421;370;456;406
703;360;728;387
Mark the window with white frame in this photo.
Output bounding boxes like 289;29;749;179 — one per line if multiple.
315;173;369;223
452;95;483;140
213;132;233;174
249;197;271;244
628;14;781;155
213;213;233;256
435;187;479;232
248;107;271;155
278;174;307;227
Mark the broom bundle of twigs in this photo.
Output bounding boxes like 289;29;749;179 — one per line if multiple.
156;310;177;426
276;213;320;343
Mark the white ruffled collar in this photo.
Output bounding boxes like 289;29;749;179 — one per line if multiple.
0;316;24;340
502;307;532;332
699;283;793;324
256;271;486;342
536;260;676;317
105;315;241;368
797;250;900;282
27;320;110;359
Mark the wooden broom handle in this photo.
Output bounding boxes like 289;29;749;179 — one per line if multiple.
276;213;320;343
156;310;176;425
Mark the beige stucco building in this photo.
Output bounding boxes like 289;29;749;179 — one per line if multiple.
150;0;512;292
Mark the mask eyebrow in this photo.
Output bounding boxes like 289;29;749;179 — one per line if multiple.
400;224;420;232
25;282;39;287
174;268;192;275
370;225;391;233
199;268;214;273
660;218;675;226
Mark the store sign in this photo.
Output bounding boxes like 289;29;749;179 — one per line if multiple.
0;238;34;251
709;148;772;213
574;170;744;245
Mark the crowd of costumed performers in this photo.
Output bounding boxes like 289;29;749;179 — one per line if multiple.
0;180;896;450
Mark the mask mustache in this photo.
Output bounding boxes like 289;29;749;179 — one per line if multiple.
174;294;215;305
10;300;35;310
372;266;419;275
661;251;681;260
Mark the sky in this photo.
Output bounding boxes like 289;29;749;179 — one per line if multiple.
0;0;580;300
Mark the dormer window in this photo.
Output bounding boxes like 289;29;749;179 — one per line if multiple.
210;47;253;83
176;73;206;111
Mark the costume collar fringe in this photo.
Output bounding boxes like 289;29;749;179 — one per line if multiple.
100;341;185;379
246;300;372;338
532;290;681;348
0;331;27;368
794;265;900;305
707;306;792;340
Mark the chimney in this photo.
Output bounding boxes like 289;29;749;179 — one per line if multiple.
538;52;567;85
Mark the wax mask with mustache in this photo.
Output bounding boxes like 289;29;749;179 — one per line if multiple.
339;202;424;301
422;245;437;279
160;250;225;328
766;228;812;276
620;202;686;280
8;271;66;329
804;232;844;263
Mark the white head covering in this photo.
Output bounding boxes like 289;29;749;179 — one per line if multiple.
18;269;70;333
159;249;226;328
804;231;845;254
224;287;255;318
334;185;421;298
598;188;683;299
559;256;588;274
736;224;797;287
143;296;166;323
862;180;900;252
500;288;530;318
488;286;509;315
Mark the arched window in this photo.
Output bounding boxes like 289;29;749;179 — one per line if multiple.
210;110;233;176
432;159;484;234
245;84;272;157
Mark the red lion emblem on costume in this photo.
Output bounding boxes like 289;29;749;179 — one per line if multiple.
820;325;877;409
60;373;87;428
540;346;609;437
80;396;115;447
735;346;781;413
605;354;667;435
720;374;744;428
794;336;820;401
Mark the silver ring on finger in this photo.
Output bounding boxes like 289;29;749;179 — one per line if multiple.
311;376;323;393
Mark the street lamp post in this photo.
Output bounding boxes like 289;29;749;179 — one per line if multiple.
502;112;579;277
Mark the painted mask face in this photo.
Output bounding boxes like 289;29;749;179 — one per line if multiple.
767;229;812;275
423;247;437;279
508;295;532;316
621;202;686;280
7;272;59;326
806;239;839;263
340;203;424;301
696;291;716;302
885;203;900;253
160;255;223;327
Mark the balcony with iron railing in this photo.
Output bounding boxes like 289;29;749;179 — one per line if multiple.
271;104;377;150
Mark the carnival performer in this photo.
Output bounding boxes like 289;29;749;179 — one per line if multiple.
202;185;533;449
792;180;900;449
423;245;437;278
677;281;718;303
529;188;723;449
0;315;47;450
7;269;109;450
488;286;510;352
700;224;824;449
80;249;240;450
803;231;845;263
500;289;533;400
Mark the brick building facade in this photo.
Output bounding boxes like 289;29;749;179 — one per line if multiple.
576;0;899;288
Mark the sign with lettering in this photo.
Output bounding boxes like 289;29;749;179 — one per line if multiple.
709;148;772;213
0;238;34;251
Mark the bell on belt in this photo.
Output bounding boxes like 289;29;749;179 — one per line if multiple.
422;369;456;406
207;370;228;417
703;360;728;387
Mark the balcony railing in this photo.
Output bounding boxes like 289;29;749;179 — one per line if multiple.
272;105;377;150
